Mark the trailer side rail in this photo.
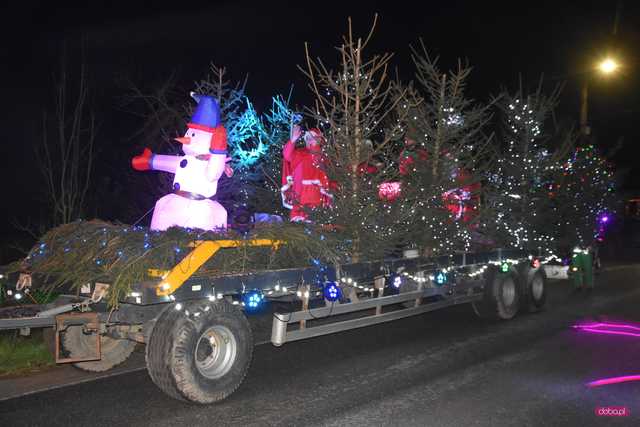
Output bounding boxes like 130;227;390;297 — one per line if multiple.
271;288;482;346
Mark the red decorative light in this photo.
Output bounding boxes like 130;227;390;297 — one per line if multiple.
378;182;401;201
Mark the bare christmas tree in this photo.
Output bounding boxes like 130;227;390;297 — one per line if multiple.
301;16;416;262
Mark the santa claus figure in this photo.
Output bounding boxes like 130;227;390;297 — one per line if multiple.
281;125;332;221
131;93;231;231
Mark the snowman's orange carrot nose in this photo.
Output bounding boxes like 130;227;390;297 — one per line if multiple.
174;136;191;144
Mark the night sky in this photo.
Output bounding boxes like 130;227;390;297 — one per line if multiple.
0;1;638;259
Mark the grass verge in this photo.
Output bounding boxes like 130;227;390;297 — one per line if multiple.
0;330;54;377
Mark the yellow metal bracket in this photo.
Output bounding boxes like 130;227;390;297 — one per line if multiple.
155;239;283;296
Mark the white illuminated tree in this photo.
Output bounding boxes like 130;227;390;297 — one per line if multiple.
553;144;617;249
486;83;571;253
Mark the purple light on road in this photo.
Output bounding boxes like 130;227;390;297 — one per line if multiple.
577;327;640;338
574;321;640;389
573;322;640;336
588;375;640;388
600;215;609;223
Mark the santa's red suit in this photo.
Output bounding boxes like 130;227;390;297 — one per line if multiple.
281;129;332;221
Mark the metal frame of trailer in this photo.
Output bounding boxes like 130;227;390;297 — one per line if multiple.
1;244;530;338
0;241;548;404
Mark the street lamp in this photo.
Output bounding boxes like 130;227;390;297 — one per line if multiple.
580;56;621;137
598;58;619;74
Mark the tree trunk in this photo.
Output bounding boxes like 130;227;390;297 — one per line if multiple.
432;73;446;178
350;37;363;263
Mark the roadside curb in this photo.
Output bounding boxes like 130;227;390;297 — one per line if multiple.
0;351;146;402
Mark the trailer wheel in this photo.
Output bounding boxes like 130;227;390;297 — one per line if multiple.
63;325;137;372
521;269;547;312
146;300;253;404
472;266;520;320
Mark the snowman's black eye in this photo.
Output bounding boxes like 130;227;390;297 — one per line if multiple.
191;132;196;137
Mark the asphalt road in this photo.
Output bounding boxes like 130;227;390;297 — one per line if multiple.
2;265;640;426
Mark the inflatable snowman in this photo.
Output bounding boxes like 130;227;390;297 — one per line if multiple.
132;93;229;231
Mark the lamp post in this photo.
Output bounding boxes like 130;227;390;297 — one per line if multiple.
580;57;620;137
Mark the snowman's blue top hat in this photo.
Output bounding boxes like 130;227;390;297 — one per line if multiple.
188;92;221;131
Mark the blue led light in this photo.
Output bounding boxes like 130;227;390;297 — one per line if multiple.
392;275;402;289
291;112;303;123
323;281;342;302
435;271;447;285
242;290;265;312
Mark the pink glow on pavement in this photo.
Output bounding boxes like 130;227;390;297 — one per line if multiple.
577;327;640;338
572;322;640;338
588;375;640;388
574;321;640;388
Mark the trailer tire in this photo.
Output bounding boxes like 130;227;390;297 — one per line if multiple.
146;300;253;404
63;325;137;372
472;266;520;320
521;268;547;312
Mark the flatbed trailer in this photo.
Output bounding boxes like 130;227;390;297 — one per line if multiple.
0;243;550;403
